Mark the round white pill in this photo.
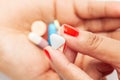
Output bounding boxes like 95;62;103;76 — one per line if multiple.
31;21;47;36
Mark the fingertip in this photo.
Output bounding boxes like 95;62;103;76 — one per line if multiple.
44;46;52;60
44;46;51;50
44;46;65;62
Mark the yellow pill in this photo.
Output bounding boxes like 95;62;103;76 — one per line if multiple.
31;21;47;36
54;20;60;30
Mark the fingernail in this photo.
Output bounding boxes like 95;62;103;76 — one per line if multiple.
44;49;51;60
63;24;79;37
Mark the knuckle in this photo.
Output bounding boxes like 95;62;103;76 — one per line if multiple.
86;32;103;51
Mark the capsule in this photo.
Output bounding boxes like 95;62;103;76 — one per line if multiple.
48;23;57;45
28;32;48;49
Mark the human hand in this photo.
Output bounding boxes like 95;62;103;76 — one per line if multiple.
44;24;120;80
0;0;120;80
0;0;59;80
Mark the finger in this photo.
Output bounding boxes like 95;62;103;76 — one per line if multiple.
74;53;84;68
61;24;120;66
74;0;120;19
84;19;120;32
56;0;120;27
44;46;93;80
82;56;113;77
63;45;77;63
97;30;120;41
56;0;83;26
75;54;113;79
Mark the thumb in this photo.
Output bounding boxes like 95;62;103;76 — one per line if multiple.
44;46;93;80
61;24;120;66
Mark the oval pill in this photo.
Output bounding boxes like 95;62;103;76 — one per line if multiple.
31;21;47;36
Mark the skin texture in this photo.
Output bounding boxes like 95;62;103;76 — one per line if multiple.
0;0;120;80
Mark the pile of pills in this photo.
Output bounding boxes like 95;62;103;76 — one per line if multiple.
28;20;65;50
